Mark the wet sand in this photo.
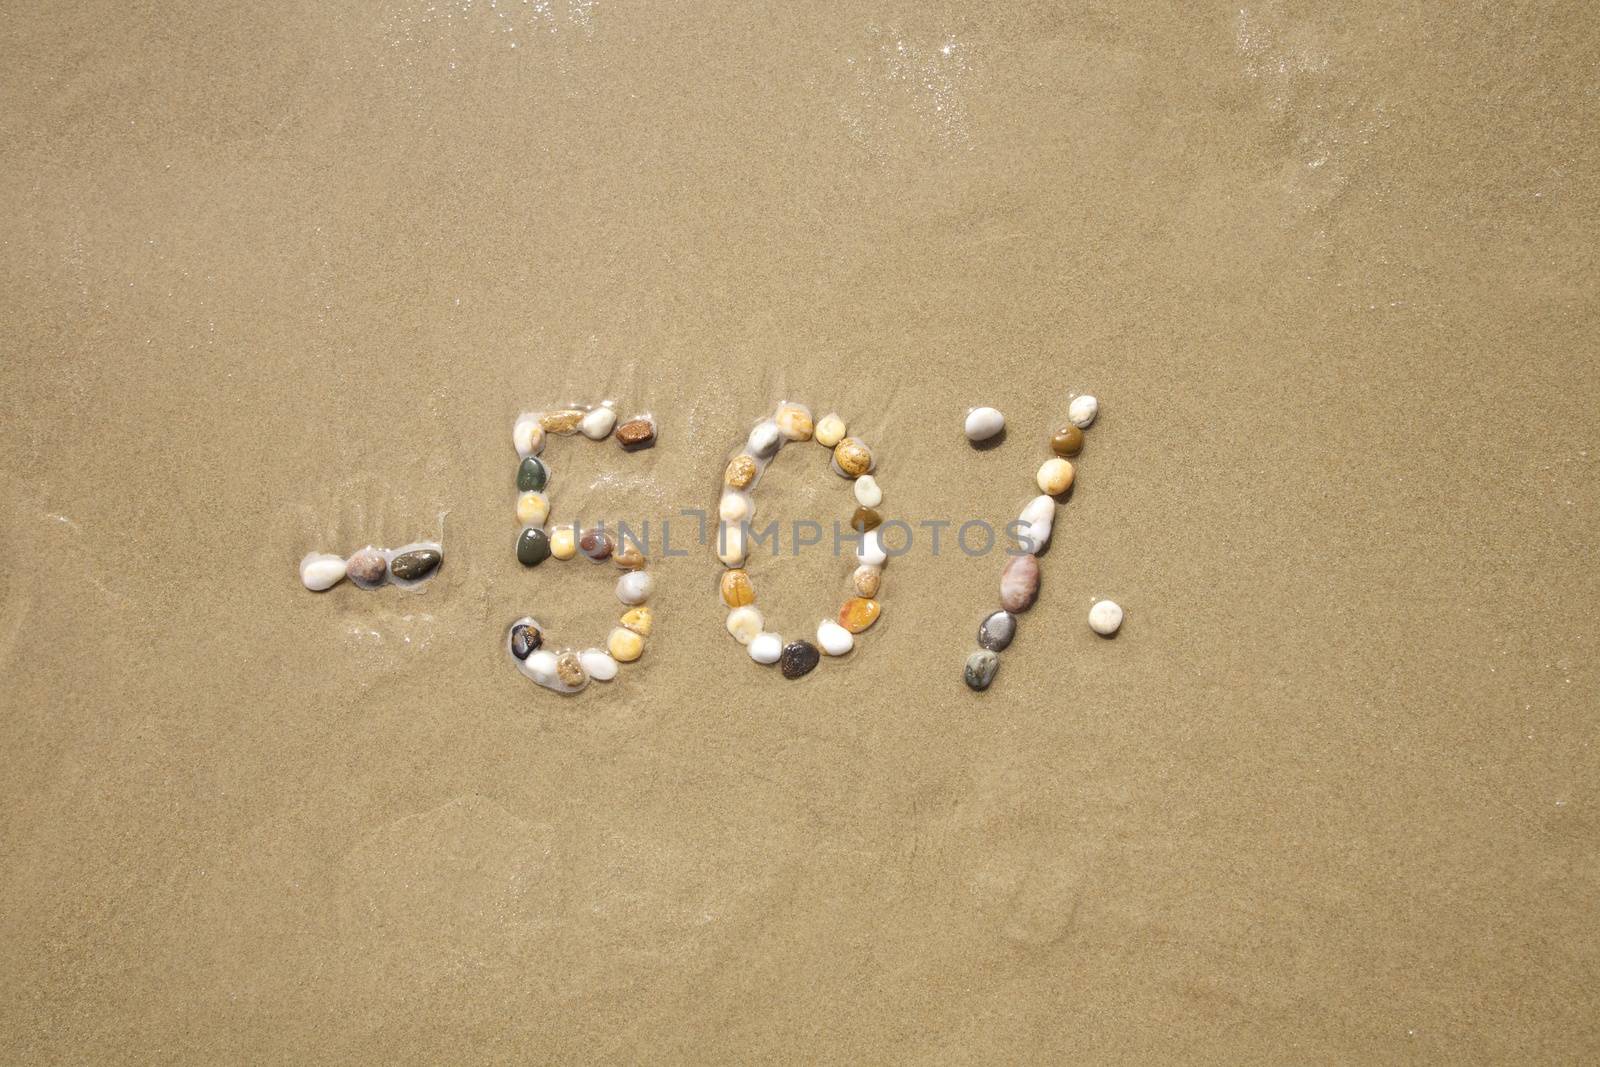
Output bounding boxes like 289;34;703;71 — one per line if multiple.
2;1;1597;1061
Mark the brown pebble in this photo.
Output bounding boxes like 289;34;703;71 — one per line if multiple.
555;651;587;688
839;596;881;633
578;529;614;561
616;416;657;450
852;565;881;598
1000;554;1041;612
725;454;759;489
834;438;873;478
539;409;585;435
1050;423;1084;457
613;544;647;570
346;547;388;584
850;506;883;533
720;568;755;607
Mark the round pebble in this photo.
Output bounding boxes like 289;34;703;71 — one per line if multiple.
513;415;545;457
747;421;782;459
817;620;854;656
852;565;882;598
1088;599;1124;636
540;409;584;435
964;406;1005;442
1050;423;1084;457
717;523;748;567
579;528;614;562
834;438;873;477
815;413;847;448
720;491;751;522
853;474;882;508
300;553;346;591
555;651;588;689
510;620;542;660
720;569;755;608
850;506;883;533
775;403;814;442
1037;457;1075;496
725;454;759;489
621;606;653;636
517;527;552;567
608;626;645;662
616;415;657;450
346;546;388;585
517;455;549;493
964;650;1000;691
580;648;619;681
749;632;784;665
726;605;763;645
978;610;1016;652
616;571;653;605
780;640;821;679
516;491;550;528
390;548;441;581
839;597;881;633
1068;394;1099;428
549;524;578;561
580;405;617;440
1000;554;1041;612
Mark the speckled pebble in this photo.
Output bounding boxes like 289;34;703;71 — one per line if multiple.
964;650;1000;691
780;640;821;679
725;454;759;489
555;651;588;689
834;437;873;477
616;415;657;450
852;565;882;598
539;409;584;435
346;547;388;585
389;548;441;581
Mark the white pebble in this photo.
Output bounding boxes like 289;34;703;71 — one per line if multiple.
579;405;617;440
1018;494;1056;553
719;491;751;523
857;528;888;567
747;420;782;458
616;571;654;605
520;649;560;686
717;523;748;566
512;413;544;457
749;632;784;664
964;406;1005;442
299;553;347;591
579;648;619;681
817;620;854;656
854;474;882;508
726;606;763;644
1088;599;1123;635
1068;394;1099;428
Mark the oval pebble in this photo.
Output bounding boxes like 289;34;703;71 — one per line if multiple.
579;528;614;562
719;491;751;522
550;524;578;561
726;605;763;645
725;454;759;489
853;565;882;598
1000;553;1041;612
1068;394;1099;428
856;529;887;567
516;491;550;528
815;413;847;448
817;620;854;656
717;523;748;566
510;620;542;659
539;409;584;435
513;414;545;457
1018;495;1056;553
780;640;820;679
834;438;873;477
853;475;882;508
1089;599;1124;635
300;553;347;591
749;632;784;664
1050;423;1084;457
346;546;388;585
616;571;653;605
747;422;782;459
720;569;755;607
964;650;1000;691
580;405;617;440
838;597;880;634
517;527;552;567
1037;457;1075;496
775;403;813;442
521;649;560;686
964;406;1005;442
608;626;645;662
579;648;619;681
517;455;549;493
555;651;588;690
390;548;442;581
978;610;1016;652
616;415;657;450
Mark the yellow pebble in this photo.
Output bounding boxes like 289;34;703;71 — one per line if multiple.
516;491;550;527
815;413;847;448
776;403;814;441
621;606;653;637
608;626;645;662
834;437;873;478
1037;457;1075;496
539;409;584;434
725;454;758;489
550;524;578;560
720;569;755;607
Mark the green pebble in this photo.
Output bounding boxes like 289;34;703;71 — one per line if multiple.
517;527;551;566
517;456;548;492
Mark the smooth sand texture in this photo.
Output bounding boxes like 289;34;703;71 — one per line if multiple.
3;2;1598;1062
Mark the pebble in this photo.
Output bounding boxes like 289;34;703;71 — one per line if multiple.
833;437;873;477
978;610;1016;652
580;405;617;440
579;648;619;681
964;650;1000;691
1068;394;1099;428
613;544;647;570
579;528;614;562
1050;423;1084;457
516;491;550;528
510;620;542;659
853;474;882;508
719;491;751;523
1037;457;1075;496
747;422;782;459
817;620;854;656
857;529;887;567
726;605;763;644
346;546;388;585
839;596;881;633
717;523;748;566
513;414;545;457
720;569;755;607
522;649;560;687
1018;495;1056;553
815;413;847;448
615;415;657;450
1000;554;1041;612
1089;599;1124;636
517;455;549;493
725;454;759;489
555;651;588;689
549;524;578;560
390;548;441;581
749;632;784;665
539;409;585;435
517;527;552;567
964;406;1005;442
620;606;653;636
616;570;653;605
776;403;814;442
780;640;821;679
300;553;347;591
608;626;645;662
850;506;883;533
852;565;882;598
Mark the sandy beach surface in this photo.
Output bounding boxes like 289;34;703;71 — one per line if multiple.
3;1;1597;1062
